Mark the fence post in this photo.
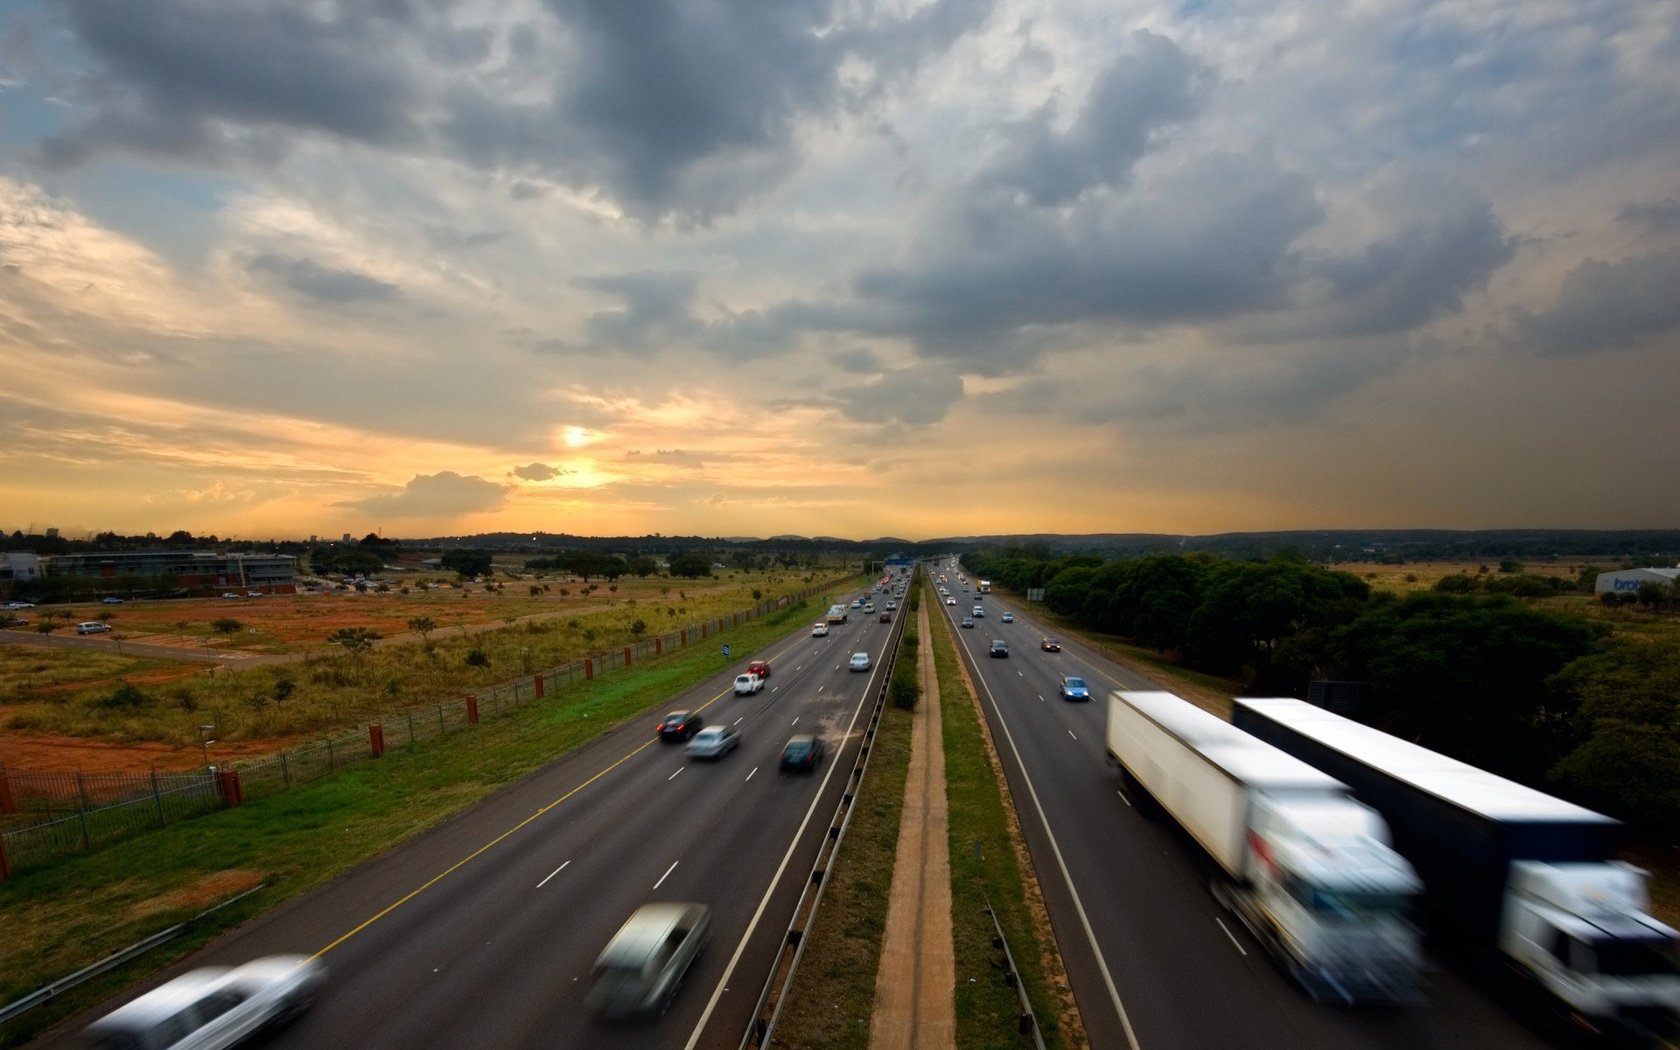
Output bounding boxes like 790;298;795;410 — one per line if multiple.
534;675;545;699
655;637;663;656
76;773;91;848
326;738;335;770
680;629;688;646
369;724;385;757
623;646;632;668
466;696;480;724
585;657;595;681
0;767;13;815
405;711;415;747
281;751;292;788
0;832;10;880
216;768;244;806
151;770;165;826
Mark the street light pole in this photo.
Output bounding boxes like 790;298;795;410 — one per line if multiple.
198;724;217;770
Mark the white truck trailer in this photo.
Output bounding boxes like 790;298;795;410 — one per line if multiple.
1233;696;1680;1039
1106;691;1423;1002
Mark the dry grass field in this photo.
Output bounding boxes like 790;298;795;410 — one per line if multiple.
0;567;854;772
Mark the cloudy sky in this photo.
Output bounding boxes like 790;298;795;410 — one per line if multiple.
2;0;1677;542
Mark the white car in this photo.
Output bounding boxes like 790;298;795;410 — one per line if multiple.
733;673;764;696
811;622;830;637
685;725;742;759
76;621;112;635
972;606;984;617
885;600;896;611
81;955;325;1050
1002;612;1014;623
945;597;957;606
3;601;34;610
848;652;871;671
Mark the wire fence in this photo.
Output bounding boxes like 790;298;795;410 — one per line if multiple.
0;577;853;878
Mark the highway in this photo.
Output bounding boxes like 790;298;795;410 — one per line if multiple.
933;564;1558;1050
45;597;904;1050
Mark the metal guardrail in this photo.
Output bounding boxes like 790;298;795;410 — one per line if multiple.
739;581;911;1048
984;892;1048;1049
0;883;267;1026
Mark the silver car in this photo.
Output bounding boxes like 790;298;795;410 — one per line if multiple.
80;955;325;1050
685;725;741;760
586;903;712;1018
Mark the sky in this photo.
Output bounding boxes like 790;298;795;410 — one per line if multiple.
1;0;1678;543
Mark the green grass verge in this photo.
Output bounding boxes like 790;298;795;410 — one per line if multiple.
0;596;831;1049
928;587;1072;1049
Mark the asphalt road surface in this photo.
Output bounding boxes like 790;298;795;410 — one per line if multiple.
932;566;1563;1050
44;600;902;1050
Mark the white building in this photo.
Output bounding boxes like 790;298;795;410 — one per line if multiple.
1594;567;1680;595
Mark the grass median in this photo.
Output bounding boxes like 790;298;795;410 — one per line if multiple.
0;595;831;1049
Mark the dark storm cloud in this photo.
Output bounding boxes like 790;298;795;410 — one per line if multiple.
44;0;423;165
574;271;700;353
1617;199;1680;234
981;31;1204;206
1511;247;1680;355
338;471;509;516
247;254;399;304
834;363;963;425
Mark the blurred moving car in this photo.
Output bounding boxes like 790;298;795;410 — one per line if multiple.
80;955;325;1050
586;903;711;1019
747;659;771;679
685;725;741;759
2;601;33;610
1040;637;1061;652
848;652;871;671
76;621;112;635
811;622;830;637
101;597;124;605
989;639;1009;658
733;673;764;696
780;734;825;773
1059;675;1091;701
656;711;704;741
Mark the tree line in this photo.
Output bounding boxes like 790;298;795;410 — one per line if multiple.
963;546;1680;838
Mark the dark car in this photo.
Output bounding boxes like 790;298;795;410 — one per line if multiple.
1040;637;1061;652
879;611;892;623
657;710;704;742
989;639;1009;658
780;734;825;773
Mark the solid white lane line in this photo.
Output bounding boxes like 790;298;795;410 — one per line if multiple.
653;861;678;890
536;860;570;888
1215;917;1247;955
668;767;683;781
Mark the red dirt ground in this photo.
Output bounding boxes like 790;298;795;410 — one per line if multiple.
0;732;315;773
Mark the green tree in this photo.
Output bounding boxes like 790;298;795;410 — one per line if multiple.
328;626;381;661
629;555;658;578
667;551;712;578
407;617;436;642
1550;638;1680;837
441;549;493;579
211;617;243;635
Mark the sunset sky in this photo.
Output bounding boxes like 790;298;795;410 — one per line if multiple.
2;1;1677;542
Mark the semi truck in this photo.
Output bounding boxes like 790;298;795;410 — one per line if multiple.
1106;691;1423;1002
1233;696;1680;1038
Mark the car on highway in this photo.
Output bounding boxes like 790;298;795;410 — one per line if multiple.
101;597;124;604
779;734;825;773
848;652;871;671
733;673;764;696
685;725;741;759
1059;675;1091;702
80;955;325;1050
971;606;984;617
221;592;240;599
960;617;975;629
656;710;704;741
989;639;1009;658
879;611;892;623
885;600;896;611
747;659;771;679
1040;637;1061;652
586;903;712;1019
3;601;35;610
863;602;876;614
811;622;830;637
945;597;957;606
76;621;112;635
1001;611;1014;623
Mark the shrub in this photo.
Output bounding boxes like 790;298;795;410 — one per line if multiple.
890;668;919;710
465;649;490;668
99;683;151;710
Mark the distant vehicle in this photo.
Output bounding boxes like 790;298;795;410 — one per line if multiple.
733;673;764;696
76;621;112;635
780;734;825;773
811;622;830;637
960;618;975;629
826;605;849;624
879;611;892;623
1108;691;1423;1002
1234;697;1680;1033
586;903;711;1019
885;600;896;611
1001;612;1014;623
945;597;957;606
747;659;771;679
1040;637;1060;652
3;601;34;610
863;602;876;614
978;580;992;593
101;597;124;605
656;711;704;742
247;590;263;597
988;639;1009;658
685;725;741;760
221;592;240;599
1059;676;1091;702
848;652;871;671
971;606;984;617
80;955;325;1050
851;598;866;609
